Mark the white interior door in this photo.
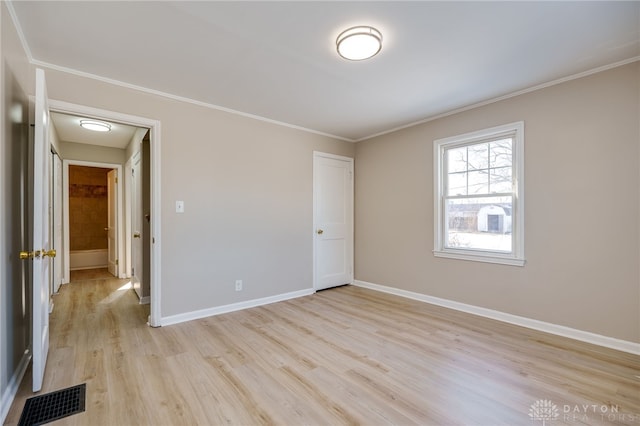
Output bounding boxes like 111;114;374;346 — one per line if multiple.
33;68;53;392
131;152;143;299
107;169;118;276
52;153;63;293
313;152;354;290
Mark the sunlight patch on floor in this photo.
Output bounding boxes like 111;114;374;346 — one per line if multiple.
98;281;133;304
118;281;133;291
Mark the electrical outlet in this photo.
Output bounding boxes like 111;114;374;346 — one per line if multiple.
235;280;243;291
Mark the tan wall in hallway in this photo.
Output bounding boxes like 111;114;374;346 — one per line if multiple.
355;62;640;343
68;165;110;251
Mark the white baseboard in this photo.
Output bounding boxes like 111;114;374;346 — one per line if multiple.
353;280;640;356
69;249;108;271
160;288;315;327
69;265;108;271
1;350;31;424
139;296;150;305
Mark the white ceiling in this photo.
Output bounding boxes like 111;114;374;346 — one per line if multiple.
50;112;141;149
11;1;640;142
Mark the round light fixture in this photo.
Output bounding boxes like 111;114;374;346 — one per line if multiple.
80;119;111;132
336;26;382;61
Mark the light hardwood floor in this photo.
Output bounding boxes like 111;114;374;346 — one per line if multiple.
4;271;640;425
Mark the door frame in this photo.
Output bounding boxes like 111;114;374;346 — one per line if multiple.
312;151;354;291
62;160;123;279
51;151;63;294
50;99;162;327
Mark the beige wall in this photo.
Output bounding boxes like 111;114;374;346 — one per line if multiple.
41;66;355;317
355;62;640;343
2;10;636;413
60;141;126;164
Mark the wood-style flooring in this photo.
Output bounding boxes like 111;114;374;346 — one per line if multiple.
4;270;640;425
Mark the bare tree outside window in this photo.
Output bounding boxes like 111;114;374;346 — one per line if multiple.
444;138;513;252
434;122;524;265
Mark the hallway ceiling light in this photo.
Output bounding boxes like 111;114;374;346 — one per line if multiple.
336;26;382;61
80;119;111;132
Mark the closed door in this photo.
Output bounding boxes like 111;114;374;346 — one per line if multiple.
131;152;143;299
107;169;118;276
313;152;354;290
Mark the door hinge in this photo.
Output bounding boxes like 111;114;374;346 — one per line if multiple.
115;259;119;266
115;177;118;183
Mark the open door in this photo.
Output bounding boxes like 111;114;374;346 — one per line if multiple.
131;151;143;299
107;169;118;276
32;68;54;392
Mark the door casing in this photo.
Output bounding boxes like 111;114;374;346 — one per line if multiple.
107;169;118;276
63;161;123;279
52;152;63;293
51;99;162;327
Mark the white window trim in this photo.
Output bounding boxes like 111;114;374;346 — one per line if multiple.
433;121;525;266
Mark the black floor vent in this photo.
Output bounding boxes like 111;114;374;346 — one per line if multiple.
18;383;86;426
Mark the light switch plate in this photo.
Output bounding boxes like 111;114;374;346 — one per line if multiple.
176;201;184;213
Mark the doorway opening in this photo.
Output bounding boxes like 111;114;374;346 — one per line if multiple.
63;160;124;282
66;165;116;276
49;100;162;326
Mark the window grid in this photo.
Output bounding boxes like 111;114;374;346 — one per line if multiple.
433;122;524;266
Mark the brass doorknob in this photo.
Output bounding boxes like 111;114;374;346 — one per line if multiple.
133;232;141;238
317;229;324;235
43;249;56;258
20;250;42;259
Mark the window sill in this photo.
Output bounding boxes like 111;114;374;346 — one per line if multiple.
433;249;525;267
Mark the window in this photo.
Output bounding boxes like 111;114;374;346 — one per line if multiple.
433;122;525;266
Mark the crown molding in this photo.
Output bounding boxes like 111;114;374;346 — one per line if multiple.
356;56;640;142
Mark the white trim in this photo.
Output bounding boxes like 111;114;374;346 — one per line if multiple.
160;288;315;327
433;250;525;266
139;296;150;305
32;60;353;143
433;121;525;266
50;100;162;327
124;157;132;279
5;0;350;142
0;350;31;424
6;1;638;145
353;280;640;356
4;2;34;62
356;56;640;142
63;160;124;279
149;121;161;327
312;151;355;290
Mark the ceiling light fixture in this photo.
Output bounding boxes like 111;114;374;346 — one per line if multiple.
80;119;111;132
336;26;382;61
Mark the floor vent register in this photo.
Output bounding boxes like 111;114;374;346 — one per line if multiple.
18;383;86;426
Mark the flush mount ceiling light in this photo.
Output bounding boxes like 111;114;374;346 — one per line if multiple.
80;119;111;132
336;26;382;61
